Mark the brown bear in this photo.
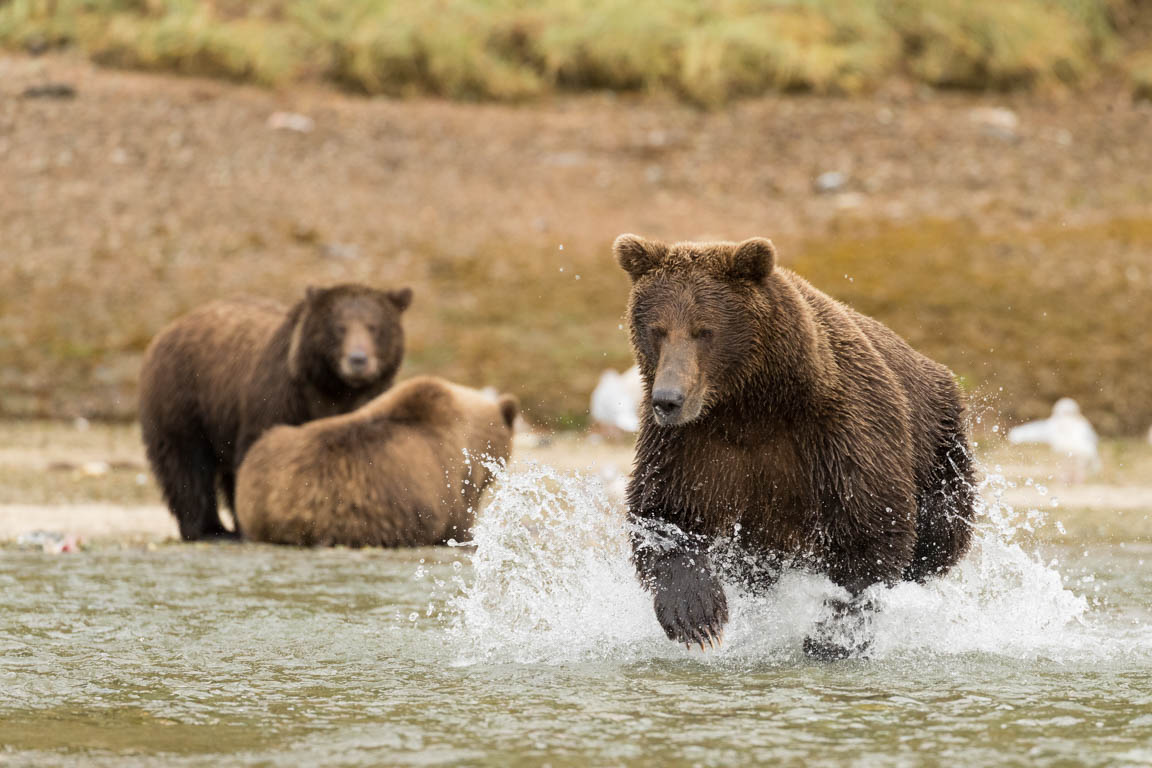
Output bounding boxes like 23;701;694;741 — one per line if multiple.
234;376;518;547
139;283;412;541
614;234;975;659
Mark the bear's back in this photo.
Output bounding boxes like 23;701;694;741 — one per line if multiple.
140;299;289;457
236;377;478;546
784;270;962;486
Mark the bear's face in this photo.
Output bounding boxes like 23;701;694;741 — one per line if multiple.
615;234;776;427
289;284;413;389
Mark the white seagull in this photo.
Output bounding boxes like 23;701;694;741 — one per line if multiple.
590;366;644;434
1008;398;1100;483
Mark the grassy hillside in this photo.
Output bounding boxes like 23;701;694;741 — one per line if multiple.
3;55;1151;434
0;0;1146;105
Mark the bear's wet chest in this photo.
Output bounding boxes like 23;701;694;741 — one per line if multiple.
658;430;817;547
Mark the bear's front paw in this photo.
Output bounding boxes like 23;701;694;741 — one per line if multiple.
651;553;728;649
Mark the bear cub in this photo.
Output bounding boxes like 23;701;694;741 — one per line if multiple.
615;234;975;658
139;283;412;541
235;376;518;548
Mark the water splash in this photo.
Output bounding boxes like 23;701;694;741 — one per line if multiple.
445;461;658;665
446;459;1146;666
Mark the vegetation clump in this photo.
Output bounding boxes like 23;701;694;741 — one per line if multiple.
0;0;1145;104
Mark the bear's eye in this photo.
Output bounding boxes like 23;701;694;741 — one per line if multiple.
365;324;378;334
336;324;348;334
650;327;667;340
692;329;713;340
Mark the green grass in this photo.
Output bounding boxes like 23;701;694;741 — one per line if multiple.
0;0;1144;104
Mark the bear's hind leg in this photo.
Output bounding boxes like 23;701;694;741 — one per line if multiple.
906;434;976;582
805;493;918;660
803;594;877;660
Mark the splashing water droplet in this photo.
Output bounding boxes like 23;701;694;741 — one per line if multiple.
440;459;1127;665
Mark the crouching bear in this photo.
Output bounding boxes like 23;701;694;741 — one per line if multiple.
139;283;412;541
614;234;976;659
235;377;518;547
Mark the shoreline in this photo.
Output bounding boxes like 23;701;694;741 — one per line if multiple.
3;483;1150;545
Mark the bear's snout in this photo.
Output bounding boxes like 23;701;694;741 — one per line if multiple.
651;336;704;426
344;349;370;370
339;348;378;381
338;324;381;383
651;388;685;422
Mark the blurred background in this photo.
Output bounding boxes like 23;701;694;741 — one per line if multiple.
1;0;1150;437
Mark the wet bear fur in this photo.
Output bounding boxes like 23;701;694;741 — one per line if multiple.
614;234;975;658
235;376;518;547
138;284;412;541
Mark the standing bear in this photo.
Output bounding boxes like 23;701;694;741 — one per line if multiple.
614;234;975;658
139;283;413;541
235;376;518;547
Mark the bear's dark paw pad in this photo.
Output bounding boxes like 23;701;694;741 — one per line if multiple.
652;555;729;650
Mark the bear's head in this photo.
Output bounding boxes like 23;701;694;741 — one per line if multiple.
614;234;776;427
288;283;413;391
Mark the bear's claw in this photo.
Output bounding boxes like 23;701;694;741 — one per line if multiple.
651;553;728;650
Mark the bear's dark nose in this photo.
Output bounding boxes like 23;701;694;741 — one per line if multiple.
345;351;369;370
651;389;685;419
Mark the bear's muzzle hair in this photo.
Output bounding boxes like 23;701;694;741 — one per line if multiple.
337;323;382;384
651;335;705;426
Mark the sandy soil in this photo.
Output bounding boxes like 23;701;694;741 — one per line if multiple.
0;503;176;542
5;53;1149;258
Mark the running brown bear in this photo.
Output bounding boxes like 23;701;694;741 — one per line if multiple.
614;234;975;659
138;284;412;541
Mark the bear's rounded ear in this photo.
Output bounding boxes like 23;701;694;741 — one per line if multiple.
386;287;413;312
614;234;667;281
498;394;519;430
304;285;325;304
730;238;776;282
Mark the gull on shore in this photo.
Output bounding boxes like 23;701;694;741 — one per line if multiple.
590;366;644;434
1008;398;1100;483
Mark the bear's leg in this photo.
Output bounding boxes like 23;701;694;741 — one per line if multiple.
647;551;729;649
145;431;231;541
905;435;976;581
803;594;877;661
712;545;783;596
804;497;917;660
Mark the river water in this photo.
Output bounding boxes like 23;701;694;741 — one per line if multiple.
2;462;1150;766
